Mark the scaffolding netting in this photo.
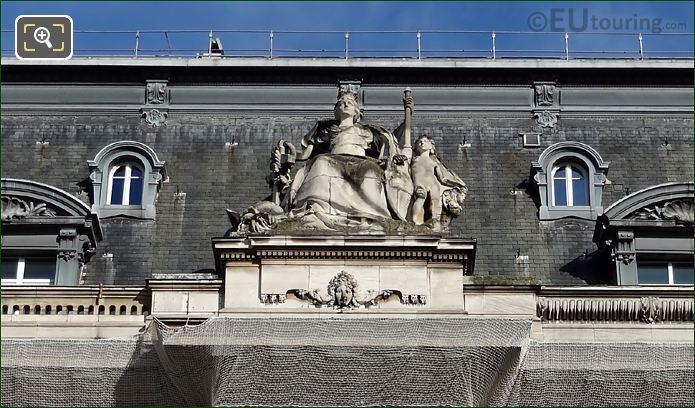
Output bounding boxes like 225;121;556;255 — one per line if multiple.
1;317;693;407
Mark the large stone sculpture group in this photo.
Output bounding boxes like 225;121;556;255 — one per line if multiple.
227;88;467;235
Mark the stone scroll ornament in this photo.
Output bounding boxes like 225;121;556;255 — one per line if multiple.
288;270;398;311
630;199;694;226
226;88;468;235
1;196;57;221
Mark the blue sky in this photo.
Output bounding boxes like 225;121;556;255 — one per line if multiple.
2;1;692;58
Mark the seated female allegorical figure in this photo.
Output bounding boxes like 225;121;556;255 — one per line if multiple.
227;87;467;234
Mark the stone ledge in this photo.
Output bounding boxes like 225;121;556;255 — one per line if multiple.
2;57;692;69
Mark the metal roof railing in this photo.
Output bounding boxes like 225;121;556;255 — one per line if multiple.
1;29;693;60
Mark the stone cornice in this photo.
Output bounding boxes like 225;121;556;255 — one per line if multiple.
1;285;146;299
2;57;692;69
146;279;222;291
213;235;476;274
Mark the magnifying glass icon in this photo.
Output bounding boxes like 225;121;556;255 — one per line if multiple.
33;26;53;49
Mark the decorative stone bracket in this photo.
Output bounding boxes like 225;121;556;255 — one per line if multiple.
532;82;559;128
401;294;427;305
260;293;287;304
612;230;635;265
141;80;169;127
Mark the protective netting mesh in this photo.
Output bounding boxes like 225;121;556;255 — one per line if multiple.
151;318;531;406
1;317;693;407
1;329;183;406
506;341;695;407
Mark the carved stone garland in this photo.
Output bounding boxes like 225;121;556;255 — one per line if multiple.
261;270;425;310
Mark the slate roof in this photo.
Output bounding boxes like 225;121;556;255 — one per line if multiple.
1;61;692;285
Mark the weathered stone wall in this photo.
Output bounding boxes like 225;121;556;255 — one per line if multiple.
2;112;691;285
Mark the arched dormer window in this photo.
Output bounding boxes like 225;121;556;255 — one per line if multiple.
88;141;167;219
532;142;609;220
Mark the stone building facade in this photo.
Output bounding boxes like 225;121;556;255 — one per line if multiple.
1;57;693;406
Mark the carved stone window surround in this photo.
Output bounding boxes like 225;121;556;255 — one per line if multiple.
1;179;102;286
88;141;167;220
594;182;694;285
532;142;609;220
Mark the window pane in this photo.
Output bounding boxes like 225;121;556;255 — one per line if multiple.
113;166;126;177
129;177;143;205
570;167;583;179
637;264;669;284
110;178;125;204
130;166;143;178
672;264;694;284
553;178;567;206
1;259;18;279
572;178;589;206
24;259;56;284
553;168;566;179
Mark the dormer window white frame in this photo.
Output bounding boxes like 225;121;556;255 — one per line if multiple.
551;163;589;207
88;141;167;220
532;142;610;220
107;162;144;205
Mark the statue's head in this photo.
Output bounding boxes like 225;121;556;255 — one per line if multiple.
443;187;467;215
334;90;361;123
414;135;436;155
328;270;358;308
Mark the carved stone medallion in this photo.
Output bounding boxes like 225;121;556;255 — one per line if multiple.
533;110;559;128
142;109;168;127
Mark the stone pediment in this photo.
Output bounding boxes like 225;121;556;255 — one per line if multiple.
602;182;694;226
2;178;94;219
1;178;102;241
